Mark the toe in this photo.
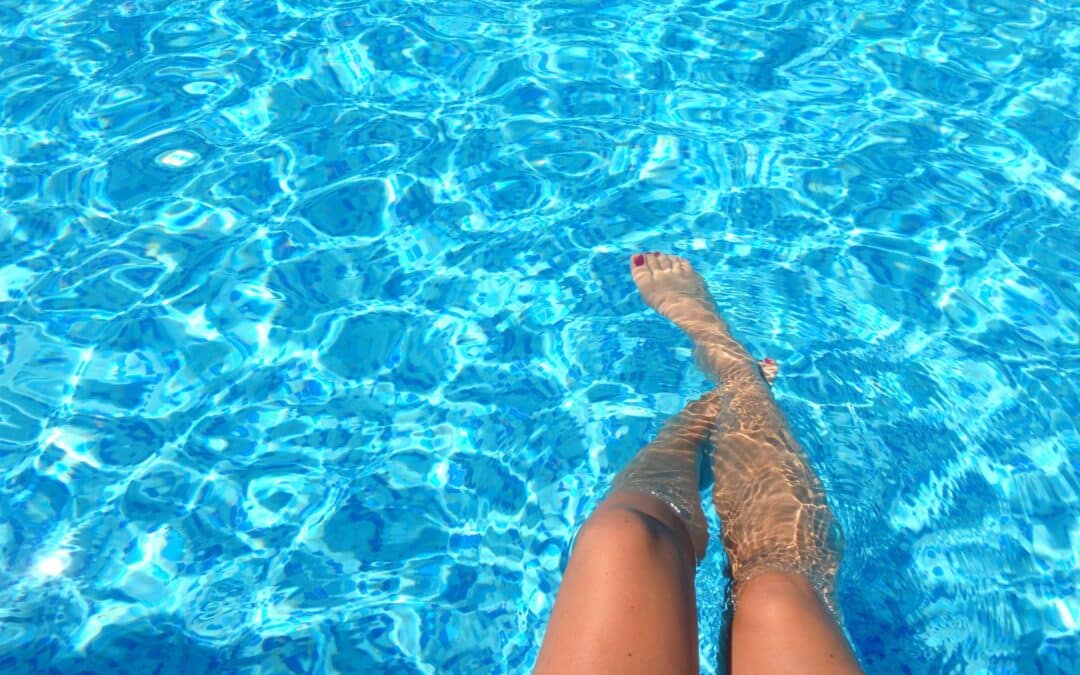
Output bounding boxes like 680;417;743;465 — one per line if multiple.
631;252;658;281
757;358;779;385
655;252;674;270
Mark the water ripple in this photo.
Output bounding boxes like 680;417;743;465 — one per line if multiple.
1;0;1079;673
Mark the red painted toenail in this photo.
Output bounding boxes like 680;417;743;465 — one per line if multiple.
651;251;660;255
633;254;645;267
764;358;775;364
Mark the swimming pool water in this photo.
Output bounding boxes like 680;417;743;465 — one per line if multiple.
1;0;1078;672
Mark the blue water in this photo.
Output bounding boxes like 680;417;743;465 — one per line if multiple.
1;0;1078;672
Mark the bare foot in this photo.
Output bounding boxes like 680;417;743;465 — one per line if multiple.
631;252;773;383
758;358;778;385
630;252;724;340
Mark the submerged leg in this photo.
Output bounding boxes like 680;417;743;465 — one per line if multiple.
534;391;719;675
610;390;721;559
629;252;862;673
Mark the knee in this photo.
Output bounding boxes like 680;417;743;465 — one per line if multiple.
735;572;824;624
574;502;692;568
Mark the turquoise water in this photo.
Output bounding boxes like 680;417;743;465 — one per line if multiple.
1;0;1078;672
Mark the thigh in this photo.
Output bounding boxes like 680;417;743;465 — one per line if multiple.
730;572;862;675
534;491;699;675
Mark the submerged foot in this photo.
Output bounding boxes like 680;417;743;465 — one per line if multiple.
630;252;724;340
758;358;778;385
631;252;777;385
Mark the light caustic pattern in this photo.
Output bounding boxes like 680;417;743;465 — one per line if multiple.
0;0;1078;673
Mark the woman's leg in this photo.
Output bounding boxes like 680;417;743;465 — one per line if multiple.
628;252;863;674
731;571;861;674
534;390;720;675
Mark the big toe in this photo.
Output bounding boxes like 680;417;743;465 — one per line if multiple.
632;252;664;276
